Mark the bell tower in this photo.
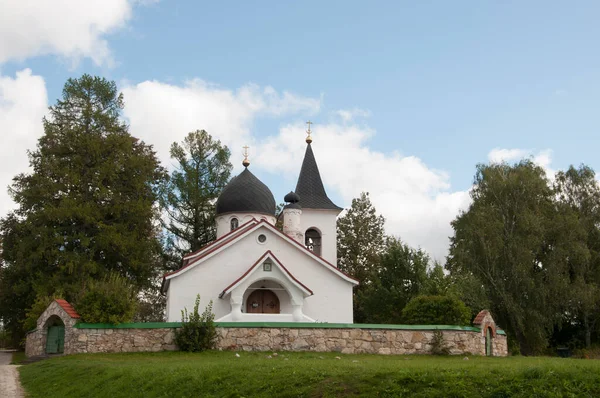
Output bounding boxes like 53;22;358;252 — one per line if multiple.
292;122;342;265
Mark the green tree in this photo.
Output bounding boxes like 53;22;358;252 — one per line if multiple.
158;130;232;268
401;295;471;326
447;160;566;355
358;237;430;324
554;165;600;348
0;75;165;342
336;192;386;322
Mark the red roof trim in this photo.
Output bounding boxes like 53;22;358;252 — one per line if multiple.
55;299;81;319
164;220;258;278
164;218;358;285
268;251;313;294
183;218;258;260
257;220;359;283
220;250;313;297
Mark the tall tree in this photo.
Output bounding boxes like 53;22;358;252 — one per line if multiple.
158;130;232;268
447;161;566;355
0;75;165;342
337;192;386;322
554;165;600;348
337;192;386;284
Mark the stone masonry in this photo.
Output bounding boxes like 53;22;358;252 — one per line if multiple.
26;301;507;357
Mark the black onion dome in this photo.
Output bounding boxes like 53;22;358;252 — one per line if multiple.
284;191;300;203
216;168;276;216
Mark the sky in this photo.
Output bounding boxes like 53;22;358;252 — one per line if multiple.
1;1;599;262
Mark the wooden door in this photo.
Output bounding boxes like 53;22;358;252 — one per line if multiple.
246;290;280;314
46;325;65;354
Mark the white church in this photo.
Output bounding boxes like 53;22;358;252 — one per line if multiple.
162;127;359;323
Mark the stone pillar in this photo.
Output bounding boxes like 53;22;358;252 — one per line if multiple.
283;207;304;244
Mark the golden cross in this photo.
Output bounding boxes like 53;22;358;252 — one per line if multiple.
242;145;250;167
305;121;313;143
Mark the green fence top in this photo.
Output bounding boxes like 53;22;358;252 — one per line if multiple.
73;321;505;335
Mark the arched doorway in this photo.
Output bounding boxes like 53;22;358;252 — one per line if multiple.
246;289;280;314
45;316;65;354
485;327;493;356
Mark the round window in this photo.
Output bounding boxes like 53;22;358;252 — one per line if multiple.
258;234;267;243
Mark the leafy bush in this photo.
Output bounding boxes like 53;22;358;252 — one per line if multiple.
401;295;471;326
77;274;137;324
175;294;217;352
22;294;55;332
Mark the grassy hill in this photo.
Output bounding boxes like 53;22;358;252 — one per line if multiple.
19;351;600;397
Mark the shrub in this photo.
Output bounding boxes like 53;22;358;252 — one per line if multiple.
175;294;217;352
430;330;450;355
77;274;137;324
401;295;471;326
22;294;55;332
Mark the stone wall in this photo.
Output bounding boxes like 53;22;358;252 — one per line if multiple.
31;325;507;357
25;301;508;357
218;327;507;356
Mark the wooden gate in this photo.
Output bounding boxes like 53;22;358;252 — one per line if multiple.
46;325;65;354
485;327;492;356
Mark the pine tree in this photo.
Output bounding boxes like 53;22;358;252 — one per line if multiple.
337;192;386;322
0;75;165;342
158;130;232;268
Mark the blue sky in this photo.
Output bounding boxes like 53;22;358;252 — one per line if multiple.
1;1;599;260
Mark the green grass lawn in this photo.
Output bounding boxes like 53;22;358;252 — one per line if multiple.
19;351;600;398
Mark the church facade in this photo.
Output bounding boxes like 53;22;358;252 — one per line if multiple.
162;130;359;323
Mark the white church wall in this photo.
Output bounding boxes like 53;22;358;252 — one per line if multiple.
166;225;354;323
215;213;277;239
298;209;340;266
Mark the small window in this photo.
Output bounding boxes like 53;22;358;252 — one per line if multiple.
257;234;267;243
263;261;272;272
230;218;239;231
305;228;322;256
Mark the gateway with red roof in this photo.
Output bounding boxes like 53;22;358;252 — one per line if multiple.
162;126;359;323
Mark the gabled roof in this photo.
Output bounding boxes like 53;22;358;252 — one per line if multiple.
219;250;313;298
162;219;358;293
55;299;81;319
295;143;342;211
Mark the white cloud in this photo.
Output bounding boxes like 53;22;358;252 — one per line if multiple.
335;108;371;123
254;122;471;262
0;69;48;216
0;0;140;66
488;147;554;177
122;78;469;260
121;79;320;169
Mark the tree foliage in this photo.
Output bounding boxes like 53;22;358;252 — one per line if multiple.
448;161;568;355
0;75;165;342
401;295;471;326
158;130;232;269
77;273;138;324
553;165;600;348
337;192;386;322
357;237;430;324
